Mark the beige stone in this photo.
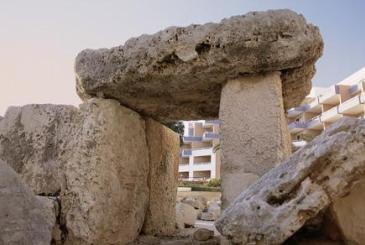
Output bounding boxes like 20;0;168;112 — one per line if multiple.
75;9;323;122
216;118;365;245
0;99;150;245
142;118;179;236
62;98;149;245
219;72;291;208
0;104;78;195
176;202;198;229
0;160;56;245
331;180;365;244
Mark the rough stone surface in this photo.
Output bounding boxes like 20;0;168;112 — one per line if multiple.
330;179;365;244
0;160;56;245
0;104;78;195
62;98;149;245
176;202;198;229
0;99;150;245
75;9;323;122
142;118;179;236
181;196;208;212
219;72;292;208
216;118;365;245
193;228;214;241
200;202;221;221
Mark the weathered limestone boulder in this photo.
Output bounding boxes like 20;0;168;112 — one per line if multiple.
61;99;150;245
0;104;77;195
0;159;57;245
216;118;365;244
193;228;214;241
0;99;150;245
330;180;365;244
181;195;208;212
200;202;221;221
75;9;323;122
142;118;179;236
176;202;198;229
219;72;292;207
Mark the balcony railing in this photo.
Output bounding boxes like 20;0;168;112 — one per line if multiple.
203;132;219;139
180;149;192;157
183;136;202;142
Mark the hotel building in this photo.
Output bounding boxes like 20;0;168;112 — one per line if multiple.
288;67;365;147
179;120;221;181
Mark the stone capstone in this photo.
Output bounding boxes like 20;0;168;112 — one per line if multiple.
216;118;365;245
75;9;323;122
0;160;56;245
142;118;179;236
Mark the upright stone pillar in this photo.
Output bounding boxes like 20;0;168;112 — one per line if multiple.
219;72;291;208
142;118;180;236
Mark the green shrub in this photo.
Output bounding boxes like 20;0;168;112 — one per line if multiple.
207;178;221;187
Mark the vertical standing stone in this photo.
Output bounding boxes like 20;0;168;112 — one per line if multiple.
142;118;179;236
219;72;291;208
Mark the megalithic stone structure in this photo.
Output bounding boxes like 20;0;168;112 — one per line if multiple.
215;118;365;245
75;9;323;209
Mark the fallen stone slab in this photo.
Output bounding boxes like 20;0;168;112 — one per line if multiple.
215;118;365;244
0;160;56;245
75;9;323;122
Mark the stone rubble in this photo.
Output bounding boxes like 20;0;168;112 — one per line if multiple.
216;118;365;245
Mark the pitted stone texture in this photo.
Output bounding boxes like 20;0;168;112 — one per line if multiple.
75;9;323;122
216;118;365;245
62;99;149;245
0;104;78;195
0;99;150;245
330;180;365;244
142;118;179;236
219;72;291;208
0;160;56;245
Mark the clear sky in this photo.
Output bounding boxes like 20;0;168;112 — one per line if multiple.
1;0;364;115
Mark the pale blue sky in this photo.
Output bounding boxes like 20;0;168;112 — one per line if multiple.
1;0;364;115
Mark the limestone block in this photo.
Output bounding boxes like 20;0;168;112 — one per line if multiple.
0;99;150;245
215;118;365;245
142;118;179;236
75;9;323;122
219;72;291;208
0;104;78;195
331;180;365;244
176;202;198;229
62;98;149;245
0;160;56;245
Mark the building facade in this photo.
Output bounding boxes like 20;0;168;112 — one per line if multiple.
179;120;221;181
288;67;365;147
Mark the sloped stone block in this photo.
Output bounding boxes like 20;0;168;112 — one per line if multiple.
216;118;365;245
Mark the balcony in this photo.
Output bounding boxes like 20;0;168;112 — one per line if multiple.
348;83;361;95
192;162;212;171
183;136;202;143
306;116;323;130
306;97;322;113
288;121;307;134
321;106;342;122
205;120;222;125
318;85;340;105
178;164;189;172
203;132;219;141
192;147;213;156
287;104;309;118
339;95;363;115
180;149;192;157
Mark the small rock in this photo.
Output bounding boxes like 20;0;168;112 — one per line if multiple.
193;228;214;241
181;196;207;211
176;202;198;229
